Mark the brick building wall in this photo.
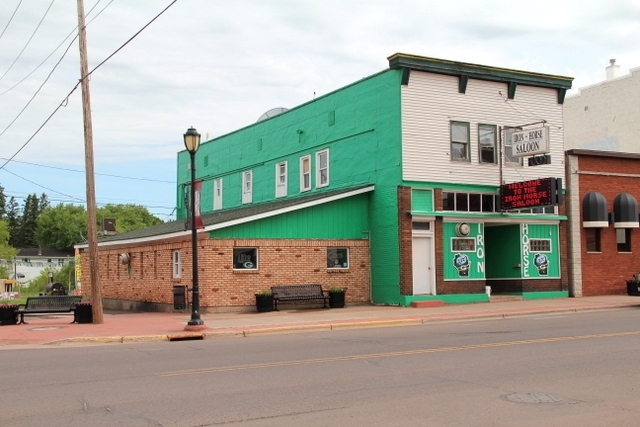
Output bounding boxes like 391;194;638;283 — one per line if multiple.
80;237;370;312
574;154;640;295
398;186;413;295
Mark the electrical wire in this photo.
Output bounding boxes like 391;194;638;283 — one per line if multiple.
0;0;112;98
0;0;56;82
0;0;179;171
0;0;23;42
0;158;174;183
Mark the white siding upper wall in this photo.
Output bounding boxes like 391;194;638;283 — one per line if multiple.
402;71;565;187
564;67;640;153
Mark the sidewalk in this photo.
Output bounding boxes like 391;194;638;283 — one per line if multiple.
2;296;639;347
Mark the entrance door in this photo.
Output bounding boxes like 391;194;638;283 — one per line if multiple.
412;235;434;295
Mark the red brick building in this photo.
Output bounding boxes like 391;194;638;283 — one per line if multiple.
566;149;640;296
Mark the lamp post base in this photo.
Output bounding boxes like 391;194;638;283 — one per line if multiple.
184;322;207;332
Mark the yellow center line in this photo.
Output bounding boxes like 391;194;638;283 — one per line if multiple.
158;330;640;377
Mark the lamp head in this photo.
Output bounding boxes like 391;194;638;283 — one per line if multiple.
183;127;201;153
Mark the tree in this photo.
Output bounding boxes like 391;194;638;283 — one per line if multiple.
97;204;163;234
35;204;87;252
0;185;7;219
0;219;17;260
6;197;20;247
15;194;41;248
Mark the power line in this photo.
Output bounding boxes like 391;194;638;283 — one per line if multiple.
0;157;174;183
2;167;84;201
0;0;23;42
0;0;113;98
0;0;56;82
0;0;179;171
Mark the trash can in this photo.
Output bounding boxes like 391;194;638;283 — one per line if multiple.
173;285;187;310
46;282;67;295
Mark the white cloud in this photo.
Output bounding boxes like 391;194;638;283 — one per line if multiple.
0;0;638;219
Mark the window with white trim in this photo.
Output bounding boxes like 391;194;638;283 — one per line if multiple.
275;161;287;198
529;239;551;252
172;250;181;278
233;248;258;270
450;121;470;161
503;128;523;165
316;149;329;187
327;248;349;269
300;155;311;192
242;170;252;204
478;124;497;163
213;178;222;210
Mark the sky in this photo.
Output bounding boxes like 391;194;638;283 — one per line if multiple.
0;0;638;222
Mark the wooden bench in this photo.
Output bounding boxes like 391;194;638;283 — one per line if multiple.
16;295;83;324
271;285;329;311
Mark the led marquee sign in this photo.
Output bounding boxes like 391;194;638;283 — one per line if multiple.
500;177;562;211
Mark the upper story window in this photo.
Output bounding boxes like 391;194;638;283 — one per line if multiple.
478;124;497;163
300;155;311;192
316;149;329;188
213;178;223;210
276;161;287;198
503;128;523;165
450;121;470;162
172;250;181;278
242;170;252;204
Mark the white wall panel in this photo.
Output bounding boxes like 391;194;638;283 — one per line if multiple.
402;71;565;188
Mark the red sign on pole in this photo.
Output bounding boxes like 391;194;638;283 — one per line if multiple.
500;178;561;211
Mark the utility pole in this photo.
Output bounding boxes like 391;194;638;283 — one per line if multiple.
76;0;103;323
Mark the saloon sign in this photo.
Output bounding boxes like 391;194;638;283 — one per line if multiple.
511;126;549;157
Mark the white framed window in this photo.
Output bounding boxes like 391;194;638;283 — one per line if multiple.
172;250;181;278
452;238;476;252
316;149;329;188
450;121;470;161
242;170;252;204
275;161;287;198
300;155;311;192
233;248;258;270
213;178;223;210
529;239;551;252
327;248;349;269
503;128;523;165
478;124;497;163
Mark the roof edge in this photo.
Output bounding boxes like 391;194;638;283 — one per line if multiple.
388;53;573;90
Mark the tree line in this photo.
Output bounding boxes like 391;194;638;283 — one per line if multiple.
0;185;163;255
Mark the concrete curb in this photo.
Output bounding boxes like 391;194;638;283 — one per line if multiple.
47;303;639;345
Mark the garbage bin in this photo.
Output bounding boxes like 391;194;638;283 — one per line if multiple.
173;285;187;310
46;282;67;295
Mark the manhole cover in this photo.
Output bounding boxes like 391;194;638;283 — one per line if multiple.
29;327;64;331
505;392;563;404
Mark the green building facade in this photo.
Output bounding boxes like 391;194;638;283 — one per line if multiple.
175;53;573;306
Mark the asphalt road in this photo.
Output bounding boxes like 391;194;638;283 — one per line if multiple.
3;308;640;426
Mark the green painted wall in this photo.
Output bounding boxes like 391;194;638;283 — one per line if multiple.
522;223;560;278
442;222;486;280
485;225;521;278
411;189;433;212
209;194;370;239
177;69;404;304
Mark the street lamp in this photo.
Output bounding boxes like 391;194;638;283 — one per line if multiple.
184;126;204;328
